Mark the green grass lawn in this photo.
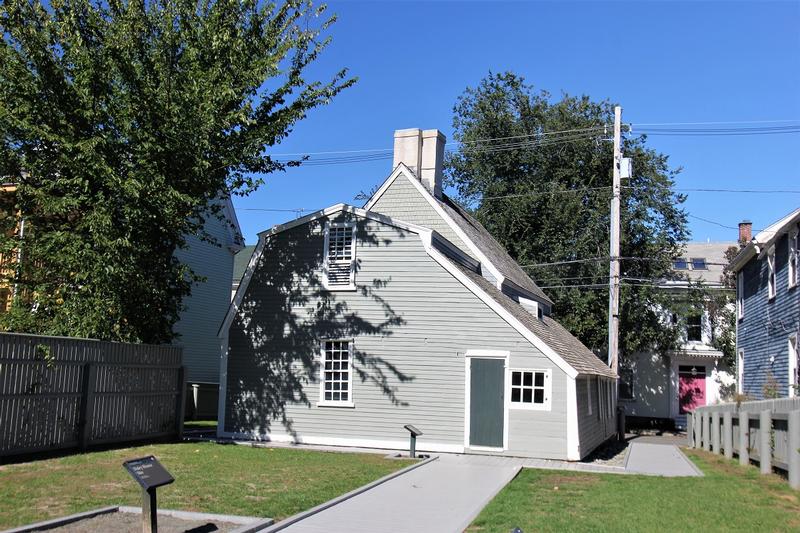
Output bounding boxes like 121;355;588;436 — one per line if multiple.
469;449;800;533
0;441;411;530
183;419;218;430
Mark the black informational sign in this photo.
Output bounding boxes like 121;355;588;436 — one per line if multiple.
123;456;174;491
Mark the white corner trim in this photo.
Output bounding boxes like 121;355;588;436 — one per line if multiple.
365;166;506;289
566;375;580;460
427;246;578;379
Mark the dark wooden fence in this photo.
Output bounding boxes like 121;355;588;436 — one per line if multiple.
0;332;185;457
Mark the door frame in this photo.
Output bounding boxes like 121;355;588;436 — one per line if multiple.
464;349;510;451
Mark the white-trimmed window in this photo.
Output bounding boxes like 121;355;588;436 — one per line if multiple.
767;245;776;300
789;229;798;290
509;369;550;410
319;340;353;406
323;222;356;290
737;271;744;320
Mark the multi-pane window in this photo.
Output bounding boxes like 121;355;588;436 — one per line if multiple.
767;246;776;300
673;258;688;270
320;340;352;405
324;222;356;289
789;230;798;289
510;370;549;410
690;258;707;270
687;313;703;342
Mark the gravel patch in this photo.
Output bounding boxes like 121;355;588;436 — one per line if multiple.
37;512;243;533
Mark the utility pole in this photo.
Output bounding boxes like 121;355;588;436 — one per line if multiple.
607;106;622;375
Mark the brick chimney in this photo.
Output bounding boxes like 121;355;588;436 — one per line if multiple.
393;128;445;199
738;220;752;243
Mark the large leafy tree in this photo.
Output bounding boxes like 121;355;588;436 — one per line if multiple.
446;72;690;359
0;0;353;342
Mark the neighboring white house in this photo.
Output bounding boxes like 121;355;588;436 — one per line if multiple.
217;128;618;460
621;241;737;429
174;198;244;419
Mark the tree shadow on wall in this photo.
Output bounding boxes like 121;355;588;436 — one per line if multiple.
226;217;412;438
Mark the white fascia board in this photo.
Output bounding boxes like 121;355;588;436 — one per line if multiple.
219;203;431;337
566;375;580;460
729;243;757;273
426;246;578;379
365;164;507;289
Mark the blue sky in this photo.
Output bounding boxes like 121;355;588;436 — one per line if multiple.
233;0;800;245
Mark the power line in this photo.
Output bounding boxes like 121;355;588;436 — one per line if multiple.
633;119;800;126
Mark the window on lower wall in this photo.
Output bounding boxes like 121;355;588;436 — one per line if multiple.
509;369;550;410
318;340;353;406
619;368;634;400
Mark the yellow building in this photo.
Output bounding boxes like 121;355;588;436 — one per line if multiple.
0;183;18;313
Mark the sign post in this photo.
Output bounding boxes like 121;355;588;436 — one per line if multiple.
123;456;175;533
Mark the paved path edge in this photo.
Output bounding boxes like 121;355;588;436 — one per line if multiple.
259;455;439;533
454;465;522;532
675;445;705;477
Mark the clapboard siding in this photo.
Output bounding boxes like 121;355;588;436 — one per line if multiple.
224;213;573;459
174;210;236;385
577;376;616;456
739;231;800;398
370;173;475;260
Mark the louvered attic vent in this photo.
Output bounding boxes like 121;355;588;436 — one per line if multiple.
324;222;356;289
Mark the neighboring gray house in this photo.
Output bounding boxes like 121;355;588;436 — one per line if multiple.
217;128;616;460
731;208;800;399
232;244;257;300
174;198;244;418
622;241;736;429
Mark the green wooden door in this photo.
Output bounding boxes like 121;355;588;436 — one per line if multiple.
469;358;505;448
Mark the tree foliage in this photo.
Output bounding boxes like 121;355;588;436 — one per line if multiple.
0;0;354;342
446;72;690;359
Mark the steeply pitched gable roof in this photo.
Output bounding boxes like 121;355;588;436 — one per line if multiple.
366;165;552;304
436;194;552;304
731;207;800;272
451;261;615;377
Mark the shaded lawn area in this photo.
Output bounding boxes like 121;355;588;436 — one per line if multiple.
0;441;411;530
183;420;218;430
469;449;799;532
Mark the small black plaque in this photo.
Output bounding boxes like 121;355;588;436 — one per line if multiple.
123;456;174;491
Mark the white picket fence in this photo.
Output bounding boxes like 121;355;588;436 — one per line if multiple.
688;398;800;489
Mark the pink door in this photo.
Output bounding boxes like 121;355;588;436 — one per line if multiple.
679;365;706;414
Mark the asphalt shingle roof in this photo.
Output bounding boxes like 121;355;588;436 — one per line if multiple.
453;260;616;377
437;194;552;305
233;244;257;284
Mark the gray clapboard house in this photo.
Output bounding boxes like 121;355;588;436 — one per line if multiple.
218;128;616;460
174;198;244;418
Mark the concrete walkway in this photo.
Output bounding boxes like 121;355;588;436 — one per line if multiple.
271;455;520;533
625;441;703;477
